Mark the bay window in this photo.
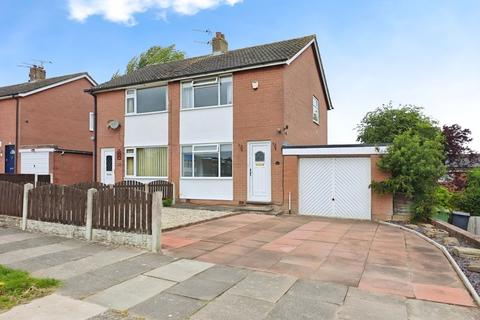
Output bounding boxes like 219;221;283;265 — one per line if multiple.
181;76;232;109
125;147;168;177
182;144;232;178
125;86;167;115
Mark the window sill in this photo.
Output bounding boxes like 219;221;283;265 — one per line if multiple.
125;110;168;117
125;176;169;180
180;104;232;112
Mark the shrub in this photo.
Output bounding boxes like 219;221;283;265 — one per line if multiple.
162;198;173;207
435;186;453;212
453;168;480;216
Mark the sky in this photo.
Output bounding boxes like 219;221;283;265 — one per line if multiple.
1;0;479;150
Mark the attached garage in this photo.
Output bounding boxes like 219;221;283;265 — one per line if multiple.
283;145;393;221
299;157;371;219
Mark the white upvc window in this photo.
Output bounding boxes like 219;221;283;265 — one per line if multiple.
125;146;168;178
181;75;232;110
89;112;94;131
312;95;320;125
181;143;232;178
125;86;167;115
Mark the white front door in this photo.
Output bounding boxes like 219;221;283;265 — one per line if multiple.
247;141;271;202
101;148;115;185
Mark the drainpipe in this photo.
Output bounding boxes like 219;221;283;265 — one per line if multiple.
92;93;98;182
14;95;20;174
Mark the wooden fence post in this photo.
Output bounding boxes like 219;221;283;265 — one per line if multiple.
151;191;163;253
22;183;33;230
85;188;97;241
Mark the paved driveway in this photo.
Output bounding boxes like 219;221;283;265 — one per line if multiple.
163;214;475;307
0;214;478;320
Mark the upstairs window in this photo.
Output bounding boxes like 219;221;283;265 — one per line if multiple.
89;112;94;131
125;86;167;115
312;96;320;125
181;76;232;109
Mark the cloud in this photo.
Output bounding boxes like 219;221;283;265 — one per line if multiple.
68;0;242;25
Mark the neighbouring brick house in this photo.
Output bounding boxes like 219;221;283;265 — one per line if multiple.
90;33;393;220
0;66;96;184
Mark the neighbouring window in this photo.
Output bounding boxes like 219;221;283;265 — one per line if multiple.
181;144;232;178
181;76;232;109
124;147;168;177
125;86;167;115
312;96;320;124
89;112;94;131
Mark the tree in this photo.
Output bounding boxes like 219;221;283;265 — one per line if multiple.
443;124;476;167
356;102;438;144
371;130;446;221
358;103;446;221
125;45;185;74
453;168;480;216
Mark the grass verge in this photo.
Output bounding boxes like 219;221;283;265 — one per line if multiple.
0;264;60;310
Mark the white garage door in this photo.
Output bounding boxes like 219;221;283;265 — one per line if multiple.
20;151;50;174
299;157;371;219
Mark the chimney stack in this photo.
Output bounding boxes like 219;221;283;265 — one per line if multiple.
212;32;228;55
29;65;46;82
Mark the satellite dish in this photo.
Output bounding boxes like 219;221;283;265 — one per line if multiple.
107;120;120;130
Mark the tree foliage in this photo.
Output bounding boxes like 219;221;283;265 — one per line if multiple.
126;45;185;74
452;168;480;216
442;124;476;167
356;102;438;144
361;104;446;221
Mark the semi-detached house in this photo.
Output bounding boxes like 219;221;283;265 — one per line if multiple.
90;33;393;220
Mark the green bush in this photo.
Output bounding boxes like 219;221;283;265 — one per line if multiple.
162;198;173;207
435;186;453;211
453;168;480;216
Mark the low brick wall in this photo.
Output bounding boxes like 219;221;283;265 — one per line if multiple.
432;219;480;248
0;214;151;249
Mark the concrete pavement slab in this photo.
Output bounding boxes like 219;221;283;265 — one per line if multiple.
286;279;348;305
33;246;144;280
59;272;122;299
226;271;297;303
406;299;480;320
336;287;408;320
86;275;175;310
145;259;213;282
166;276;234;300
7;244;108;272
194;264;250;284
0;240;84;264
190;294;275;320
0;294;106;320
0;235;64;253
130;292;207;320
265;294;338;320
0;232;43;244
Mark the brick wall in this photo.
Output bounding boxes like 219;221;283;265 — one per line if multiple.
96;90;124;182
0;99;17;173
51;152;93;184
168;82;180;198
232;66;286;205
283;46;328;145
19;78;94;151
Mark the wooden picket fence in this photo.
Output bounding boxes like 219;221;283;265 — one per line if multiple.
0;174;51;186
0;181;23;217
28;184;87;226
92;188;152;234
71;181;109;191
148;180;173;199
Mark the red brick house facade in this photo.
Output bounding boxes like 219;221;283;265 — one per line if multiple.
91;34;392;220
0;70;96;184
